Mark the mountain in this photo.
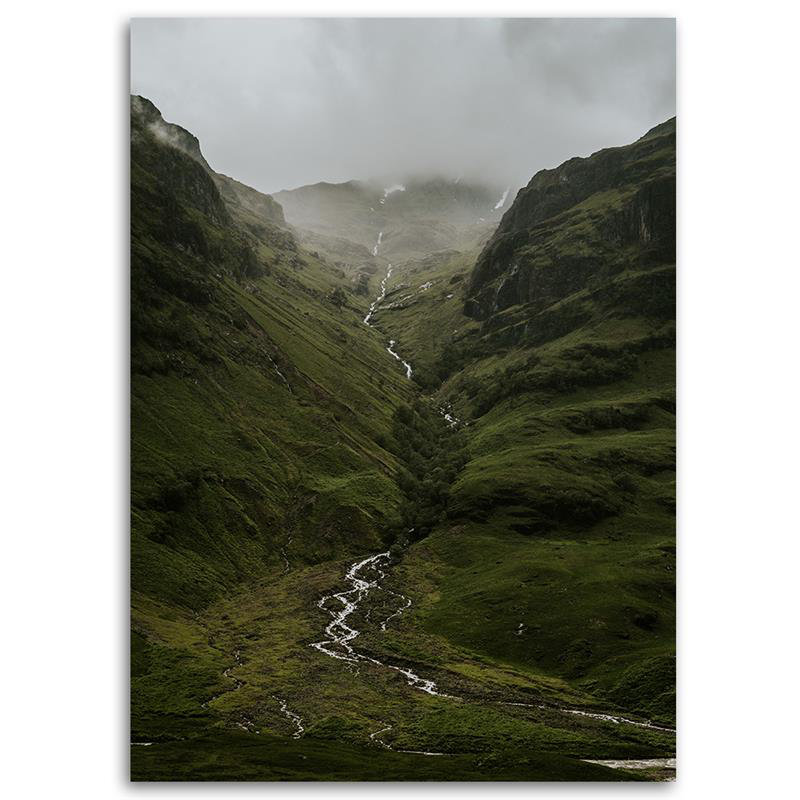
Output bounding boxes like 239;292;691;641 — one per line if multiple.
130;94;419;742
131;94;415;601
132;95;287;229
274;177;513;263
362;118;676;722
466;117;675;321
131;99;676;781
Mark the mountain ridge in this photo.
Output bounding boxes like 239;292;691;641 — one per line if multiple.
274;175;513;264
466;117;675;321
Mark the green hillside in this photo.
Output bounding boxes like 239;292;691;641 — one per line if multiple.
369;118;676;722
130;99;675;781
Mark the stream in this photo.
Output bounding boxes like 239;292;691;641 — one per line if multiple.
273;695;304;738
386;339;413;379
363;235;414;379
500;701;675;733
309;552;450;697
136;230;674;766
210;226;673;759
309;551;674;761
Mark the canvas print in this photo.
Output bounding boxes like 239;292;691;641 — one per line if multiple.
130;18;676;781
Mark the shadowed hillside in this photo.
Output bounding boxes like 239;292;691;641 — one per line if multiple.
131;95;413;611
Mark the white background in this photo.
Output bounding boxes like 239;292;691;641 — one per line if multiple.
1;1;798;797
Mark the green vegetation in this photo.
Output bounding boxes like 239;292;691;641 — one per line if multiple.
131;95;413;609
132;731;642;781
370;119;676;723
381;400;468;542
130;99;675;781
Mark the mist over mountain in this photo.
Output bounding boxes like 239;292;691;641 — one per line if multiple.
131;18;675;194
274;176;514;263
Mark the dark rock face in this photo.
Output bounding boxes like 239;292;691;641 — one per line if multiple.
131;98;231;227
131;95;287;229
131;95;210;169
465;118;676;323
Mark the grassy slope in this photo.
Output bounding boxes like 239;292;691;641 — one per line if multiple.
133;733;638;782
368;121;676;725
131;100;412;605
131;97;417;765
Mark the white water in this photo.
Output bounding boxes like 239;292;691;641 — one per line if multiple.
438;403;459;428
380;590;412;631
267;354;291;392
493;187;510;211
387;340;413;379
369;724;444;756
363;262;414;380
499;701;675;734
280;534;293;573
273;695;304;738
562;708;675;733
584;758;676;772
363;264;393;325
201;650;244;709
310;552;450;697
379;185;405;204
370;725;393;748
372;230;383;256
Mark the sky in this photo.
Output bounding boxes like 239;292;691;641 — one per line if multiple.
131;18;675;195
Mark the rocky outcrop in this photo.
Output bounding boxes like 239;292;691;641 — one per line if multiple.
215;173;287;228
465;118;675;322
131;97;230;226
131;95;211;169
131;95;287;230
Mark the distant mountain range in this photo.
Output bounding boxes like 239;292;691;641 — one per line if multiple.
274;176;514;263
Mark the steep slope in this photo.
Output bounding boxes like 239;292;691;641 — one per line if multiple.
131;95;416;608
465;117;675;322
130;95;423;742
366;119;676;724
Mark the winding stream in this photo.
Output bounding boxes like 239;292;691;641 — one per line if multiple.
561;707;675;733
273;695;304;738
363;264;393;326
500;701;675;733
387;339;413;378
370;723;444;756
137;230;674;764
309;552;673;766
309;552;450;697
363;235;414;380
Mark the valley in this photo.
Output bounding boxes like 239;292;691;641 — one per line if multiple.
130;96;675;781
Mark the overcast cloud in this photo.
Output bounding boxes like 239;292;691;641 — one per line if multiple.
131;18;675;195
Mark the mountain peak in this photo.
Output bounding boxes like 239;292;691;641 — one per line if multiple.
131;95;210;170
